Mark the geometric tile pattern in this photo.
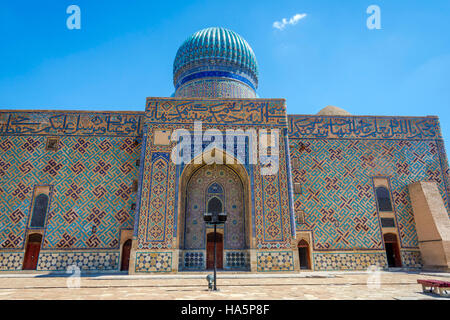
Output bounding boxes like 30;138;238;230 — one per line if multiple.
182;251;204;270
256;251;294;272
135;252;172;272
0;252;24;271
137;151;176;250
141;98;294;273
37;251;119;271
313;252;388;271
184;164;245;250
225;251;250;270
253;136;293;250
289;115;450;252
0;111;142;251
401;250;422;269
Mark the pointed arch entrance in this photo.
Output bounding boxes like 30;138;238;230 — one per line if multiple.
177;152;252;271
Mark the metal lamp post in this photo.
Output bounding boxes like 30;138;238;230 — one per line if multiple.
203;211;227;291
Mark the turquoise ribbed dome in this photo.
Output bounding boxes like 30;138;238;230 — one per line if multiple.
173;27;259;95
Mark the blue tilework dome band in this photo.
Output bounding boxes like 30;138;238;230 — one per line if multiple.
173;27;259;98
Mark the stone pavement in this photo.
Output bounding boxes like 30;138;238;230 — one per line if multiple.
0;271;448;300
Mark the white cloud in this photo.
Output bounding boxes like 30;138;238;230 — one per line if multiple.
273;13;307;30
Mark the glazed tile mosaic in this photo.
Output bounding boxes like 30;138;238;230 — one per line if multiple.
37;251;119;271
313;252;388;271
401;250;422;268
0;27;449;273
225;251;249;270
256;251;294;272
0;252;24;271
134;252;172;272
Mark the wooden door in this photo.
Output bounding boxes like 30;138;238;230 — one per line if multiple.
206;232;223;269
384;233;402;268
121;239;132;271
23;234;42;270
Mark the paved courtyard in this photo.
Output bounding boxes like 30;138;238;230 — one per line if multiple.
0;271;448;300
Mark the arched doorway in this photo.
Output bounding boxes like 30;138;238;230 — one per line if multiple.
23;233;42;270
384;233;402;268
121;239;132;271
298;239;311;270
179;163;250;271
206;232;223;269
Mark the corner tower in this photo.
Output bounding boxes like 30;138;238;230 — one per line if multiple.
173;27;259;98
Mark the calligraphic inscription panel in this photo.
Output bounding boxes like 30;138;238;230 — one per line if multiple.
288;116;442;140
0;111;143;137
146;98;287;126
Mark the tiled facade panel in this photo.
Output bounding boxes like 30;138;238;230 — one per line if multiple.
313;252;388;271
135;252;172;272
0;109;448;273
289;115;449;253
256;251;294;272
37;251;120;271
0;111;143;252
0;252;24;271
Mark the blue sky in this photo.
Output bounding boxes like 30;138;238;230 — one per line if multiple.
1;0;449;149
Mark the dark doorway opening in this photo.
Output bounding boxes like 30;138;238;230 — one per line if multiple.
23;233;42;270
384;233;402;268
206;232;223;270
207;197;222;214
121;239;132;271
298;239;311;270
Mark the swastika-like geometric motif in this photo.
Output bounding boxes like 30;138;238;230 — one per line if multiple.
313;252;387;271
184;164;245;250
135;252;172;272
256;251;294;272
0;132;140;251
289;115;450;252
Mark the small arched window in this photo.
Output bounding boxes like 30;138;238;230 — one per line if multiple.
375;187;393;212
207;197;223;215
30;194;49;228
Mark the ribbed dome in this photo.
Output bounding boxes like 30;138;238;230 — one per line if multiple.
173;27;259;96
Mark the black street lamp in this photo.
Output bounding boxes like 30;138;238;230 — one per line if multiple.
203;211;227;291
